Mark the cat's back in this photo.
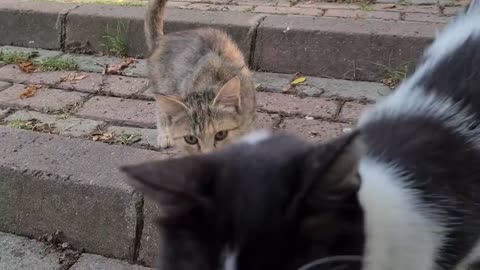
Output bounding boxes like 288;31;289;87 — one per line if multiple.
148;28;249;95
355;7;480;269
357;4;480;215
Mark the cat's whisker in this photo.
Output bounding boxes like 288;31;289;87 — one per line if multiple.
297;255;363;270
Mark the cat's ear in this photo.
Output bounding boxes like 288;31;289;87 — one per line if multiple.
120;157;214;214
155;94;188;116
296;131;364;206
212;76;241;110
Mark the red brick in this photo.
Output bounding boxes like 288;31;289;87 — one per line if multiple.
253;6;324;16
234;0;276;6
257;92;339;119
76;96;156;127
56;72;103;93
102;75;149;97
281;118;350;141
253;113;281;130
338;102;370;123
297;3;359;10
383;4;438;14
0;81;12;91
0;65;66;85
324;9;400;20
188;3;253;12
404;13;449;23
443;6;462;16
0;84;87;112
166;1;191;8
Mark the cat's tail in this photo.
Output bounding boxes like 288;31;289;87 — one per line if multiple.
145;0;168;53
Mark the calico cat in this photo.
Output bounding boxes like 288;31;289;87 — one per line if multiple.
122;2;480;270
145;0;256;153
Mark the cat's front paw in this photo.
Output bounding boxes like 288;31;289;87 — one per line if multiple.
157;134;173;149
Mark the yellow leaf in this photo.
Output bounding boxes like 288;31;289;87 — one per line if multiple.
291;76;306;85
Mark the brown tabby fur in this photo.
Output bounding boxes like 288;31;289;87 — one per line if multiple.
145;0;256;153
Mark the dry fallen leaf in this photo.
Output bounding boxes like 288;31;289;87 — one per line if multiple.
19;85;39;99
61;72;89;83
381;78;399;89
282;73;306;93
92;132;114;142
74;74;88;80
18;61;38;73
291;76;307;85
103;58;136;75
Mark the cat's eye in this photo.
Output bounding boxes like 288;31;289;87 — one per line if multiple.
184;135;198;145
215;130;229;141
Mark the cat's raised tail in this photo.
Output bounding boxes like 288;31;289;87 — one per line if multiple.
145;0;168;53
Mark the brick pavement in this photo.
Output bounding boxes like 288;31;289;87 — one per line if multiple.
0;46;382;151
140;0;461;20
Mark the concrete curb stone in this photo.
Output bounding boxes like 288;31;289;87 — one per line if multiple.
70;254;154;270
0;1;79;49
65;5;262;60
0;127;167;260
253;15;442;81
0;1;452;80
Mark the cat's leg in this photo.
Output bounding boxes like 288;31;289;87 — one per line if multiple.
156;112;173;148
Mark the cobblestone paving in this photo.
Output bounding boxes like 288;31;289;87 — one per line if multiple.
50;0;467;23
0;46;382;152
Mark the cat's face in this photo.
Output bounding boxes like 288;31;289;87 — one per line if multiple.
156;76;253;153
169;109;248;154
122;131;365;270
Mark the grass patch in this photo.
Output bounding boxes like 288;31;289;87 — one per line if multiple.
38;57;77;71
60;101;84;119
102;24;128;57
6;119;55;133
0;51;38;64
374;61;413;89
117;133;142;146
358;0;374;11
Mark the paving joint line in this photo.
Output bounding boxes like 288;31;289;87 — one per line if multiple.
334;100;347;121
60;5;81;51
247;15;266;68
132;192;145;263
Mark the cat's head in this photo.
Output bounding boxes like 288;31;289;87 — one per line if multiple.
155;76;253;154
121;130;365;270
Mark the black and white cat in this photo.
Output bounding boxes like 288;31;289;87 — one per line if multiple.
122;2;480;270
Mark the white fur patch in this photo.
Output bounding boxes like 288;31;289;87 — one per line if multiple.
455;239;480;270
239;130;271;145
358;158;448;270
359;9;480;144
358;87;480;143
223;249;238;270
402;11;480;93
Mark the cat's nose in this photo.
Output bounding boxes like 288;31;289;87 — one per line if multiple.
201;148;214;154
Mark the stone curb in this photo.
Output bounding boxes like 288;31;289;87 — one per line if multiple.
0;1;451;80
0;126;168;263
